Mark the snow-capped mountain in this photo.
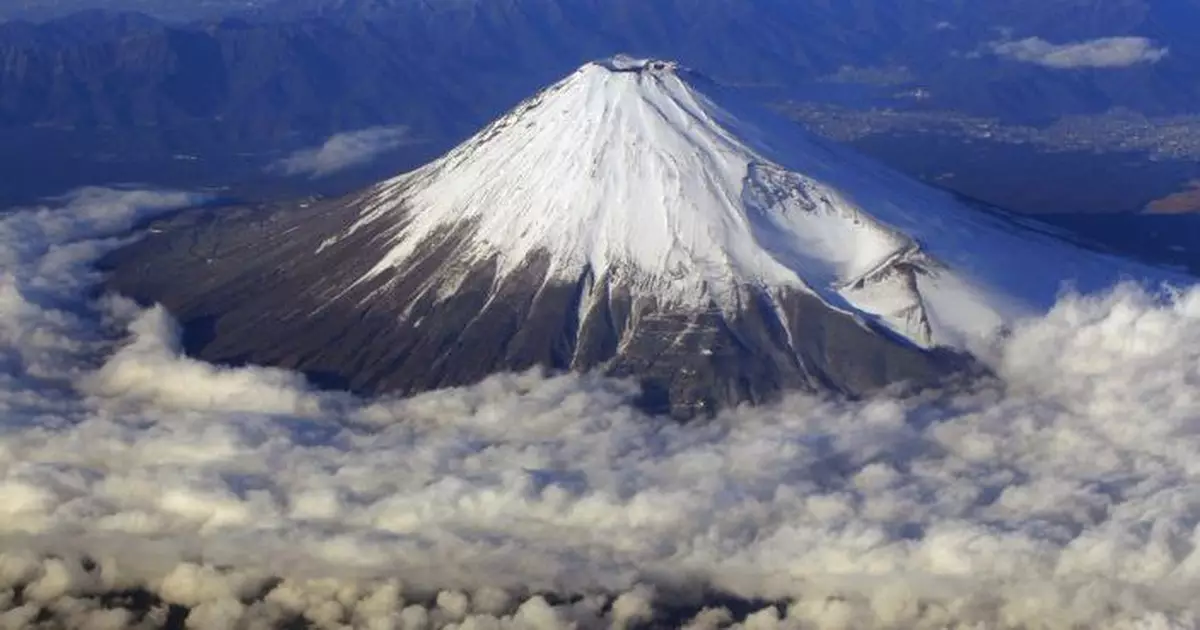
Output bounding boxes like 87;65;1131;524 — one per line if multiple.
104;56;1183;416
343;55;1175;347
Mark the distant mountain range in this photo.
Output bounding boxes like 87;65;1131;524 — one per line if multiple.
0;0;269;22
1;0;1199;206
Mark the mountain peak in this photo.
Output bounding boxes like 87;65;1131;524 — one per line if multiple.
352;55;921;330
592;55;683;74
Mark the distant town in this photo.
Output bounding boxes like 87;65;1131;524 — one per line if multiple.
781;103;1200;162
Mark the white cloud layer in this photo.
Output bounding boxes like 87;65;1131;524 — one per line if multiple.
991;36;1169;69
0;188;1199;628
274;126;413;178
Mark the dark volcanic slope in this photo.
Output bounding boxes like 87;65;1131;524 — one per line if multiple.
102;199;958;417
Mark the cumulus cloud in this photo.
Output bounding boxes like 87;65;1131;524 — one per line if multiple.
1;188;1200;628
273;126;414;178
86;305;338;416
991;36;1169;69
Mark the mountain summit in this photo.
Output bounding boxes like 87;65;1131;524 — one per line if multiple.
104;57;1180;416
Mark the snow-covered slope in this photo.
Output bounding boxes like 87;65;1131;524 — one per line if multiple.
342;55;1174;350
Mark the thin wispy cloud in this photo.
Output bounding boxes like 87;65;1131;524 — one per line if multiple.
0;189;1198;627
991;36;1169;69
272;126;414;178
